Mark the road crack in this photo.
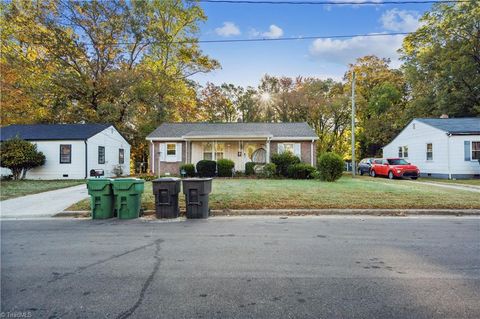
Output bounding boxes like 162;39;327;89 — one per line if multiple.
116;239;163;319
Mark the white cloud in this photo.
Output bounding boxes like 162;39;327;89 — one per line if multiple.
380;9;421;32
309;34;405;68
250;25;284;39
215;22;241;37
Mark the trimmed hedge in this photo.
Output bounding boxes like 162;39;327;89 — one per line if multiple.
317;152;344;182
217;159;235;177
271;152;300;177
287;163;317;179
245;162;256;176
196;160;216;177
179;164;195;177
259;163;276;178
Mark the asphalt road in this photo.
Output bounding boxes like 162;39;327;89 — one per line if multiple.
1;216;479;319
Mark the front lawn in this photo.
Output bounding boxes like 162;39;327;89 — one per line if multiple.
0;179;85;201
66;176;480;211
419;178;480;186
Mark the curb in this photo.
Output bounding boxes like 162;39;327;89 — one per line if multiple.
57;208;480;218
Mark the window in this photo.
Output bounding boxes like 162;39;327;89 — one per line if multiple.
215;142;224;160
398;146;408;158
166;143;176;156
203;142;213;160
284;143;294;154
119;148;125;164
426;143;433;161
388;158;409;165
472;142;480;161
60;145;71;164
98;146;105;164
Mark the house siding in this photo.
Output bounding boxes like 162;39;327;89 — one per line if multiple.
271;141;316;166
383;119;480;179
151;141;186;176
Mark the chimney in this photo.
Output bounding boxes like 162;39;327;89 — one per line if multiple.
440;114;449;119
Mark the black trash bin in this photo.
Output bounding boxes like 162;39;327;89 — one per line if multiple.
152;178;181;218
182;178;213;219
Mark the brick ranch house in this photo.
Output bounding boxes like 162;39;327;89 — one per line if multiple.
146;122;319;175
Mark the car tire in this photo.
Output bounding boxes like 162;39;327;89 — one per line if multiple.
411;177;418;180
388;171;394;180
370;170;376;178
359;169;364;176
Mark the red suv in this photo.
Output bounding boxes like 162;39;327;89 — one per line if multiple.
370;158;420;180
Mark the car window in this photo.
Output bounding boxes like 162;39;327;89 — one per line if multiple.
388;159;409;165
374;159;383;164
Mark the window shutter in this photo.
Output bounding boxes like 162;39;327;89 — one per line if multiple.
278;143;285;154
176;143;182;162
160;143;166;161
294;143;301;159
464;141;471;161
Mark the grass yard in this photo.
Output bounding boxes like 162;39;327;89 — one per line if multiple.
67;176;480;211
0;179;85;201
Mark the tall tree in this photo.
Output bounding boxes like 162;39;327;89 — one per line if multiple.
401;2;480;117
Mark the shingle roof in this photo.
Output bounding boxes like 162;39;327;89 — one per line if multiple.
146;122;318;139
416;118;480;135
0;124;111;141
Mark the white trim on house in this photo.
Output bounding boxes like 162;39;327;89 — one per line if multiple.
271;136;319;141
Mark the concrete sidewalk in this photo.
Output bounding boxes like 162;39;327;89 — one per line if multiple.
0;184;88;219
413;181;480;193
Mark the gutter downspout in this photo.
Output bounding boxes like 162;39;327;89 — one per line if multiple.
84;140;88;179
447;133;452;179
150;140;154;174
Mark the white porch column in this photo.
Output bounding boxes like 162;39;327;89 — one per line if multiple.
310;140;314;166
266;138;271;163
150;141;154;174
213;140;216;161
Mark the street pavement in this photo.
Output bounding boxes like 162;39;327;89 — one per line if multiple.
0;184;88;219
1;216;479;319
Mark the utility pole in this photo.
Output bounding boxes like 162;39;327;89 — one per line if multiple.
351;71;356;177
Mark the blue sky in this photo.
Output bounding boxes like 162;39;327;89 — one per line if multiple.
192;1;433;87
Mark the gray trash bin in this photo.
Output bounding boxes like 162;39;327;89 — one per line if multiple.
182;178;212;219
152;178;181;218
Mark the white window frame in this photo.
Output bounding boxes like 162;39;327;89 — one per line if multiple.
203;142;213;160
403;146;409;158
472;141;480;161
166;143;177;162
426;143;433;161
398;146;403;158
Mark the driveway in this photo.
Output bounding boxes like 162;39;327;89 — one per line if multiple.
0;184;88;219
413;181;480;193
1;216;479;318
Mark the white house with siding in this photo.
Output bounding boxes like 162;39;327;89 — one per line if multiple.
382;118;480;179
0;124;130;179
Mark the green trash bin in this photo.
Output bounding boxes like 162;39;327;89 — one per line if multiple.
112;178;145;219
87;178;114;219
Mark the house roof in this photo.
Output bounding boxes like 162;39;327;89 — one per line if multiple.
0;124;112;141
416;118;480;135
146;122;319;140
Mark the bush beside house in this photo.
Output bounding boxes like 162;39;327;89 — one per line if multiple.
180;164;195;177
287;163;317;179
245;162;256;176
271;152;300;177
0;137;46;180
196;160;216;177
217;159;235;177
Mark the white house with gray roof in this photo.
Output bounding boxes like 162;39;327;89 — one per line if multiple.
0;124;130;179
383;118;480;179
146;122;319;175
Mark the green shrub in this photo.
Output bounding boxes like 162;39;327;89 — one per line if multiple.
196;160;216;177
245;162;256;176
179;164;195;177
217;159;235;177
135;173;156;181
317;152;344;182
287;163;317;179
259;163;276;178
0;137;46;180
271;152;300;177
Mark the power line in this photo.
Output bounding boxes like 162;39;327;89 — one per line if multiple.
198;0;468;5
15;32;411;46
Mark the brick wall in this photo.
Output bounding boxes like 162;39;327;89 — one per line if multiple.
151;141;186;175
270;141;316;166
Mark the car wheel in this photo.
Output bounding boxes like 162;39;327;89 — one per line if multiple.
411;177;418;180
370;170;376;177
388;171;394;180
359;169;364;176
